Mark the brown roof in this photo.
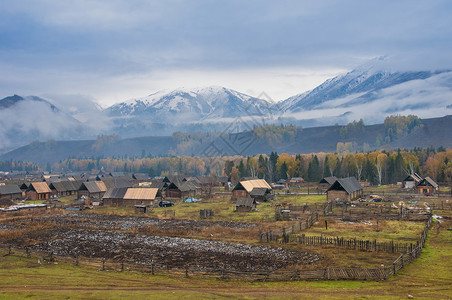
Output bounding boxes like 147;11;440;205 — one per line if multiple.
239;179;271;193
31;182;51;194
95;181;107;193
123;188;159;200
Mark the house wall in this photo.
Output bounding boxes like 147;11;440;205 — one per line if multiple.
417;186;434;194
167;189;181;198
26;191;49;200
236;205;254;212
327;190;349;202
232;190;248;200
0;193;22;200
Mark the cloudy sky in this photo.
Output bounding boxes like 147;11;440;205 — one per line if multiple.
0;0;451;106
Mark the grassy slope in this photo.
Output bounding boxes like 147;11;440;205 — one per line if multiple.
0;217;450;300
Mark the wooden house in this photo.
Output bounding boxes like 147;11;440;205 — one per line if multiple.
416;177;439;194
402;173;423;189
102;187;128;206
235;198;256;212
326;177;363;202
123;188;161;207
103;187;161;207
287;177;304;188
77;181;107;199
231;179;272;201
49;180;81;197
0;184;23;200
26;182;51;200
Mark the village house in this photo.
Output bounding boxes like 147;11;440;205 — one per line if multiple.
0;184;23;200
123;188;161;207
416;177;439;194
326;177;363;202
102;187;128;206
77;181;107;200
49;180;82;197
102;187;161;207
402;173;423;189
235;198;256;212
231;179;272;200
26;182;52;200
287;177;304;188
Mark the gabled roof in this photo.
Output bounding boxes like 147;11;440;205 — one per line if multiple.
236;197;256;207
149;181;167;190
403;173;423;183
132;173;150;181
320;176;338;184
103;187;128;199
234;179;271;193
29;182;51;194
249;187;269;196
179;181;200;192
327;177;362;195
0;184;22;195
81;181;107;193
103;178;132;189
123;188;159;200
418;177;438;188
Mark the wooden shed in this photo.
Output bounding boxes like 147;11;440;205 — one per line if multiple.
235;197;256;212
0;184;23;200
123;188;160;207
326;177;363;202
102;187;128;207
77;181;107;199
416;177;439;194
402;173;423;189
231;179;272;201
26;182;52;200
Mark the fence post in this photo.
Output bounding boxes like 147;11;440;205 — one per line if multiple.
102;258;105;271
185;266;189;278
151;263;155;275
393;262;396;275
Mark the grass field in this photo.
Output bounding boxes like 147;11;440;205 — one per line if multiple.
297;218;426;243
0;216;450;299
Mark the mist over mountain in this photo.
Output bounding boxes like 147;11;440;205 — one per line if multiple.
1;58;452;155
0;95;90;152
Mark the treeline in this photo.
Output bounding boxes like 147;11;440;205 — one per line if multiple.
252;124;298;146
0;160;40;172
30;146;450;185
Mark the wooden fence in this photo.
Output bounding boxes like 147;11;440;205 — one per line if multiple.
289;235;415;253
0;218;433;282
259;214;318;243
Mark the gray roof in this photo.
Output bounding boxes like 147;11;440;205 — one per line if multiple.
249;188;269;196
327;177;362;194
103;178;132;189
0;184;22;195
320;176;338;184
419;177;438;188
103;187;128;199
235;197;255;207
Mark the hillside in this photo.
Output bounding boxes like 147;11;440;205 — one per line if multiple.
1;115;451;166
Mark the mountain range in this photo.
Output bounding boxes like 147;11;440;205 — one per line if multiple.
1;57;452;154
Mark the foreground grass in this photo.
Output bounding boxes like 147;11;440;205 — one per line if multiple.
0;217;450;299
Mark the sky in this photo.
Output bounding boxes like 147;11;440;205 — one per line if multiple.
0;0;451;107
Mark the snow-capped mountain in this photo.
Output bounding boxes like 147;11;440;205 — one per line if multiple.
280;57;450;112
107;86;272;123
277;57;452;125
